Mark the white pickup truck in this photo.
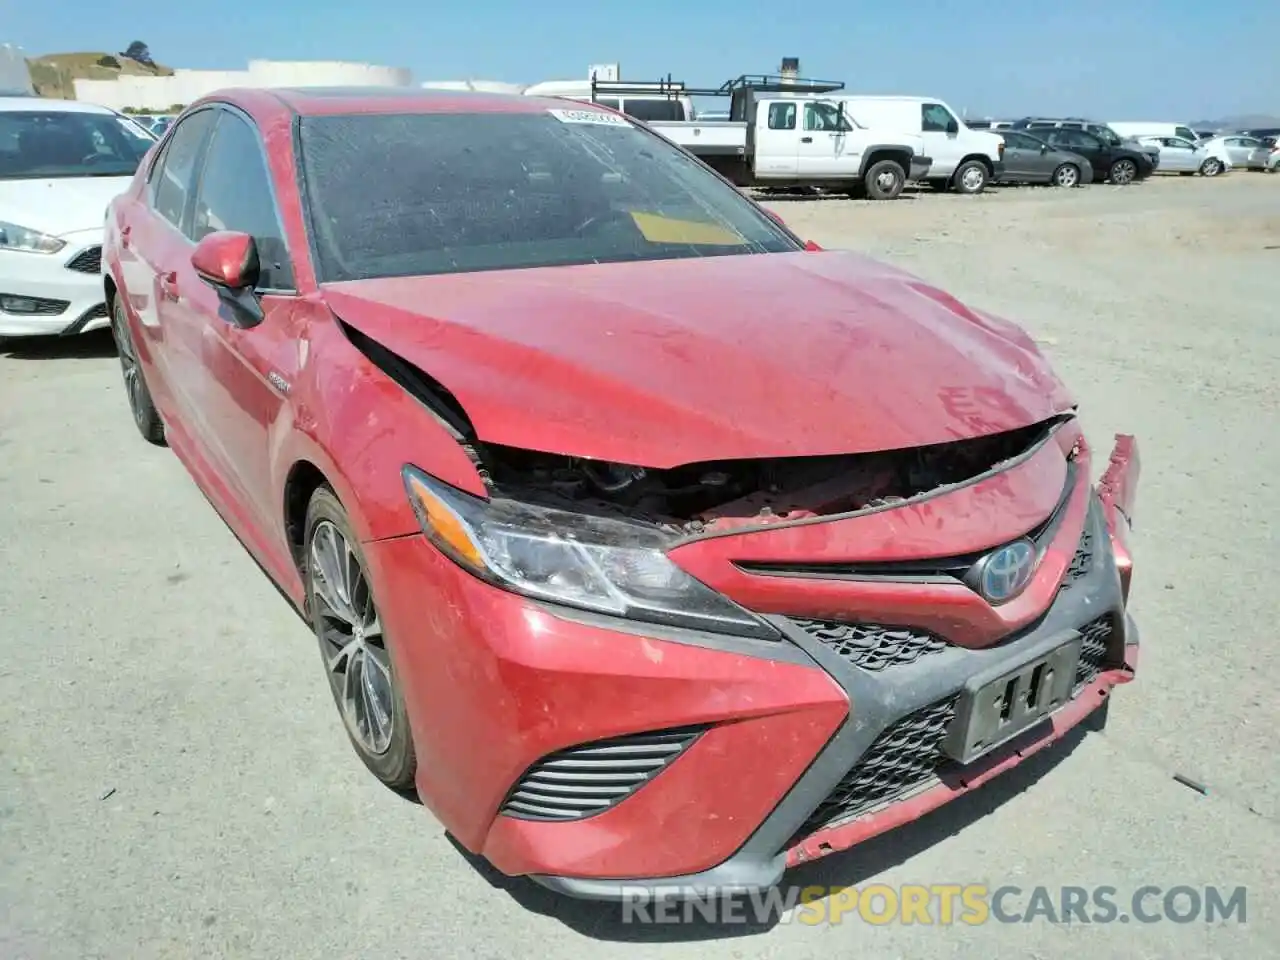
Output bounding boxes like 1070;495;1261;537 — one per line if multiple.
589;76;932;201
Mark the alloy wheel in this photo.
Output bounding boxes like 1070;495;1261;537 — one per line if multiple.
111;302;146;428
1111;159;1137;184
309;519;395;755
1055;164;1079;187
1201;158;1223;177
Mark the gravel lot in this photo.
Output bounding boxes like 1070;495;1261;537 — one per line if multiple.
2;175;1277;959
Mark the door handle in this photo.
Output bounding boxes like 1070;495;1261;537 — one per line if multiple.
800;136;813;143
159;271;179;301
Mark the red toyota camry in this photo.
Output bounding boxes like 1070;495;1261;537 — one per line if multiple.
102;86;1141;900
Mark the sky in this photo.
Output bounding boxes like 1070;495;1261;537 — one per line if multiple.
6;1;1278;121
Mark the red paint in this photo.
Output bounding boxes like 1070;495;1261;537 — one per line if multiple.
1097;435;1140;602
322;251;1074;466
786;644;1138;868
101;87;1142;890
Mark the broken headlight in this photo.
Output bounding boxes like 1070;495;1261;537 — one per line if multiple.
403;465;777;640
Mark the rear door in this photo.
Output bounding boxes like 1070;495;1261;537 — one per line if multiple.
1224;137;1258;165
1158;137;1198;170
1048;129;1105;172
752;100;800;176
183;107;301;536
125;108;217;422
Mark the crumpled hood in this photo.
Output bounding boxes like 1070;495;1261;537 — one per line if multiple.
0;175;133;237
321;250;1075;468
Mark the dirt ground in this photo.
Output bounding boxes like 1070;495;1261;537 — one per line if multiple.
1;174;1277;959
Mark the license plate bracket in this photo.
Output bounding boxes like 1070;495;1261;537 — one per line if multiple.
943;630;1083;765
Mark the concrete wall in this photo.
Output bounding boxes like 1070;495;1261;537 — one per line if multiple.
73;59;412;110
1;43;34;95
421;80;526;94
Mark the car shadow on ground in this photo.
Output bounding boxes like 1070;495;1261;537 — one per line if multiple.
452;722;1095;942
0;328;117;360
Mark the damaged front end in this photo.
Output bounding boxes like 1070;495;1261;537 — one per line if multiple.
467;415;1071;537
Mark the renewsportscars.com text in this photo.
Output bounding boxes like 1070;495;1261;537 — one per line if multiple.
620;884;1248;926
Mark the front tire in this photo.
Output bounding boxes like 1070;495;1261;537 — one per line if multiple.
109;297;166;446
863;160;906;200
952;160;989;194
1199;158;1224;177
1109;158;1138;184
1051;163;1080;188
305;486;417;791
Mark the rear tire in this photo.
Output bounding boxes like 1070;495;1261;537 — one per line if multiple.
304;486;417;792
862;160;906;200
1051;163;1080;188
951;160;989;194
109;297;166;446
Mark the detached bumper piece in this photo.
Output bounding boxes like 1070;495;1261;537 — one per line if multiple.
501;726;706;821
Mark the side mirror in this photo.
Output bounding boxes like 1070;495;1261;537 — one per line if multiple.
803;240;823;252
190;230;264;328
1041;143;1049;154
763;209;788;228
945;119;959;134
192;230;259;290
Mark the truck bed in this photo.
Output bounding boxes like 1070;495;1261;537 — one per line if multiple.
647;120;747;156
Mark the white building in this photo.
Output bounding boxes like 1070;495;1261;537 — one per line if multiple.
73;59;412;111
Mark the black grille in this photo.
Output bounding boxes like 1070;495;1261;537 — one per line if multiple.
65;245;102;274
792;697;958;841
790;619;947;671
499;726;705;821
1074;616;1113;690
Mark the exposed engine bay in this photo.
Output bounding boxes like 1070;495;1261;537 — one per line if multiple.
473;416;1067;534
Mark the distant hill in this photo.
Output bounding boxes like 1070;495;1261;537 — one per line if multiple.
26;51;173;100
1189;114;1280;132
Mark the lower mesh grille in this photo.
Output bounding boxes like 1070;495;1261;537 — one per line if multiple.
500;726;705;821
65;245;102;274
1074;616;1114;690
789;619;948;671
792;697;958;842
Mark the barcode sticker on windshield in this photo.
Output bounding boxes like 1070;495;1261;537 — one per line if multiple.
548;108;632;127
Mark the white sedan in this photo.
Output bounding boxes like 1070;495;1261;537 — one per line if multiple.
0;97;156;337
1136;135;1232;177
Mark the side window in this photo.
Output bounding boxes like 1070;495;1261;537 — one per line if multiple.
191;112;294;290
621;99;685;122
1175;126;1196;141
150;110;215;231
767;102;796;130
921;103;953;132
803;102;850;132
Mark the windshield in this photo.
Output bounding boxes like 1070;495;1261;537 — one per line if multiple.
0;109;155;180
297;110;798;282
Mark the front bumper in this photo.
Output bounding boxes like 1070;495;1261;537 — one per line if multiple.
908;155;933;181
363;433;1141;900
0;230;108;337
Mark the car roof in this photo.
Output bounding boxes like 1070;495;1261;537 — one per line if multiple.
200;85;569;120
0;96;118;114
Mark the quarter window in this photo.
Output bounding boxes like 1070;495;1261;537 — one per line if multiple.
768;102;796;130
191;112;293;289
150;110;215;231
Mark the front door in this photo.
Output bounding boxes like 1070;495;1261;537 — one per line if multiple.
796;101;858;176
920;102;961;176
182;108;300;537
